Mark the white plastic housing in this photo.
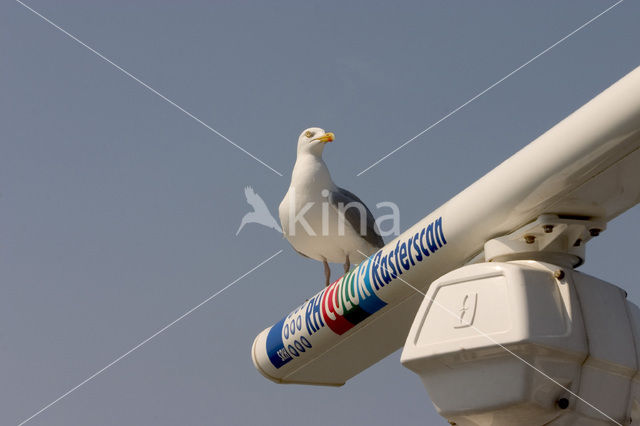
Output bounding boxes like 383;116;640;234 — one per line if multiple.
401;261;638;425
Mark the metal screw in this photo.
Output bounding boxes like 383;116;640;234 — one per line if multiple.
557;398;569;409
554;269;565;280
589;228;601;237
524;235;536;244
543;225;554;233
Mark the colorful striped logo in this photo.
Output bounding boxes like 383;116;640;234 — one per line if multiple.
265;217;447;368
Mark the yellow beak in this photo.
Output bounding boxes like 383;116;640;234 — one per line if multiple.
313;132;335;143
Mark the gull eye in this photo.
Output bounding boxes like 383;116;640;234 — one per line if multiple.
305;131;314;138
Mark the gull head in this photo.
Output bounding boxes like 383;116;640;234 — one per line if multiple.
297;127;335;157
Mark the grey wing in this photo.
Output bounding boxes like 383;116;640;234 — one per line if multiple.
329;187;385;248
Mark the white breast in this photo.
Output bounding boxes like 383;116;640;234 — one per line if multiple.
279;155;376;264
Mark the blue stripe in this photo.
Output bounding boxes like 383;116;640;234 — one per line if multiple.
265;317;291;369
358;258;387;314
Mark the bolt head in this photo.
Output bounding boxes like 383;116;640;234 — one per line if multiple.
554;270;565;280
557;398;570;410
543;225;554;233
524;235;536;244
589;228;601;237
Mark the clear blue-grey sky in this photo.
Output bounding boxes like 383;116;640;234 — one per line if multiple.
2;1;640;425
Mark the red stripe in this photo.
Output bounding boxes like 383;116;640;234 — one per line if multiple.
321;279;355;335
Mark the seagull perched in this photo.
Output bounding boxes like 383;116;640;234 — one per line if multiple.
279;127;385;287
236;186;282;235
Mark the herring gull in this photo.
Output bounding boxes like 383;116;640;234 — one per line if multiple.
279;127;384;287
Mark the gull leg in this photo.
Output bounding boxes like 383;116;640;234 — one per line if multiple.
343;255;350;274
323;259;331;287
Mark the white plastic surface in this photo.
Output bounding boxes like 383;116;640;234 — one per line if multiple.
626;303;640;424
573;273;636;422
401;261;639;426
